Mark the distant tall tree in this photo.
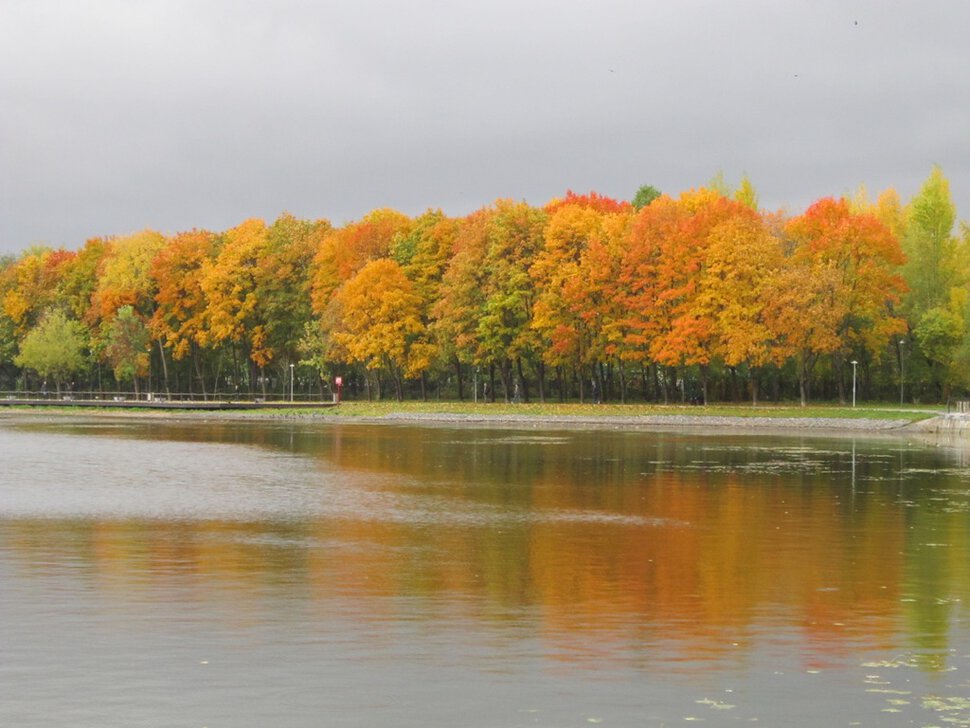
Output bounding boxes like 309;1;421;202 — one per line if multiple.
733;174;759;210
903;166;958;320
632;184;662;210
899;168;970;398
708;171;731;196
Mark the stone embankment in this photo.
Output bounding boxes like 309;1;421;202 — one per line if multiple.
906;413;970;435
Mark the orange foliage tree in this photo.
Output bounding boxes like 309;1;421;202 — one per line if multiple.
150;229;219;395
394;210;459;398
330;258;426;401
199;218;270;394
692;210;784;403
531;192;632;401
782;198;907;404
431;208;492;395
310;208;412;313
620;190;758;403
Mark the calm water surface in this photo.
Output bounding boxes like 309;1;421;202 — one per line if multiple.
2;414;970;727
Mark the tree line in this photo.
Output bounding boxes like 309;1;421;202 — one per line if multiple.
2;168;968;405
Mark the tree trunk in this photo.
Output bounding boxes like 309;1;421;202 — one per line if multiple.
496;360;513;402
454;358;464;401
834;353;846;405
195;347;208;400
799;351;817;407
249;358;258;397
157;339;170;396
798;357;809;407
536;359;546;403
516;358;529;403
213;353;223;397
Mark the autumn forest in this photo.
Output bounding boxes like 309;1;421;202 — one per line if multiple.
2;168;968;405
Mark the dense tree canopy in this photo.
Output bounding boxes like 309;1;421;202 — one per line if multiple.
2;171;969;404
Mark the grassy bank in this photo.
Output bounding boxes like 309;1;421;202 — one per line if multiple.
0;399;944;424
259;400;942;422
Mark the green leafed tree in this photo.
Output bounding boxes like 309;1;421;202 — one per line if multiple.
14;309;88;394
899;166;970;400
903;166;959;320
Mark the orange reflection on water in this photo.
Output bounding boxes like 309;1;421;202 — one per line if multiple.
4;422;969;672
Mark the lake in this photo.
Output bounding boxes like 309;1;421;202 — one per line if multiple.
1;414;969;727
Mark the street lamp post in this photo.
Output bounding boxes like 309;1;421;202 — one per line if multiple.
850;360;858;408
290;363;295;403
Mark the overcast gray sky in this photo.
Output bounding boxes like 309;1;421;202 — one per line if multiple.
1;0;968;254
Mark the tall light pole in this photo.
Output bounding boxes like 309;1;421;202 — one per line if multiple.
290;363;295;403
850;360;858;408
899;339;905;405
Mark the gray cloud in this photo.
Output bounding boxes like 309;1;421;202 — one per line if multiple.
2;0;969;253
